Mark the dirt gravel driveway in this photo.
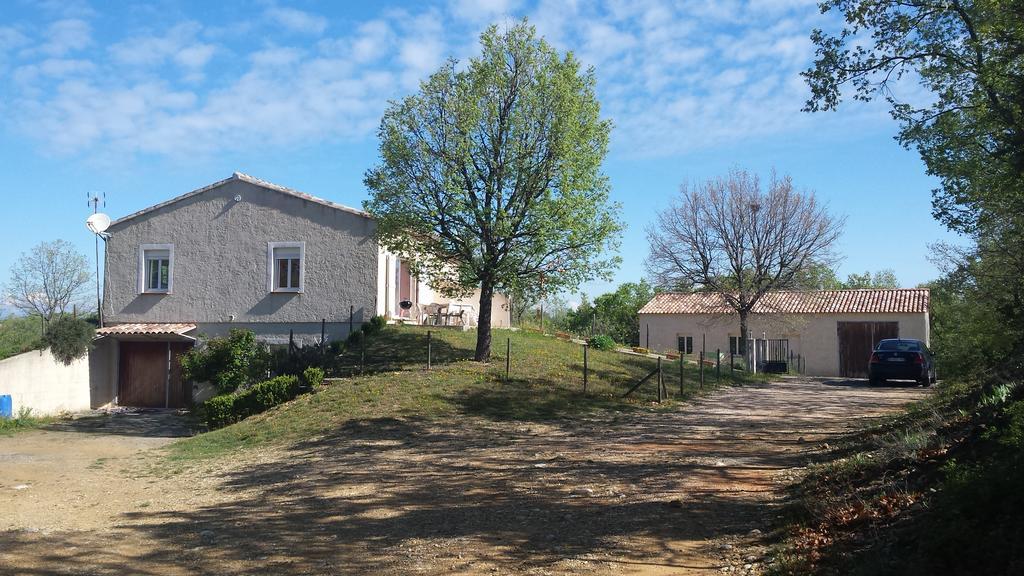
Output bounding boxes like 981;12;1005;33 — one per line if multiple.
0;378;928;575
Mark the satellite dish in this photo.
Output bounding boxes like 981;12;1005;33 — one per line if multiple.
86;212;111;234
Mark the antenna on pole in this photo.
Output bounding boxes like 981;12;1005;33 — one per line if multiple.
85;191;111;327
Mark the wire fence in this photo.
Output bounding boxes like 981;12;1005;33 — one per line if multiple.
276;325;807;405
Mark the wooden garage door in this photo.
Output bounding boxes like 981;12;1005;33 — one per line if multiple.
118;341;193;408
837;322;899;378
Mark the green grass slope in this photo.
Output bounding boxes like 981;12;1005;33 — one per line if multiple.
769;379;1024;575
168;326;750;463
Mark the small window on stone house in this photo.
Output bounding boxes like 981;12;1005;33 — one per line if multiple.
139;244;173;294
268;242;304;293
677;335;693;355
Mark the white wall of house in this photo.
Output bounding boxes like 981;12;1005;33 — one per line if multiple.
639;311;930;377
376;250;511;327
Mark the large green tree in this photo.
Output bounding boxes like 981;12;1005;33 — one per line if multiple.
804;0;1024;235
562;281;655;345
365;21;622;361
804;0;1024;371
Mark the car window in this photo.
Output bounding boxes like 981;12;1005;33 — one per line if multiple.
877;340;921;351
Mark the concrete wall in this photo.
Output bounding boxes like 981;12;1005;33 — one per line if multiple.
0;349;92;416
104;178;378;338
639;311;930;377
88;338;117;409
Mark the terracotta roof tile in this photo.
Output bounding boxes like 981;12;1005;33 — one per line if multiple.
638;289;929;315
95;323;197;336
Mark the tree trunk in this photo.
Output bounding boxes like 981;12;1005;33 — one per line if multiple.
739;310;749;355
475;281;495;362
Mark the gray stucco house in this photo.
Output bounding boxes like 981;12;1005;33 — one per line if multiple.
91;173;510;408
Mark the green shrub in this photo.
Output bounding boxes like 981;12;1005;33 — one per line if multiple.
202;375;301;429
0;407;52;434
587;335;616;350
302;366;325;387
347;329;365;346
43;316;94;365
362;315;387;335
201;395;237;429
181;329;271;393
237;375;299;415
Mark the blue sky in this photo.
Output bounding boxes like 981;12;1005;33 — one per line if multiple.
0;0;961;307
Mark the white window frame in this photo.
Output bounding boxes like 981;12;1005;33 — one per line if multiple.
267;241;305;293
138;244;174;294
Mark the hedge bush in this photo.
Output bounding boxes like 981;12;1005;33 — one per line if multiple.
181;329;271;393
587;335;616;351
302;366;325;387
202;395;237;429
201;374;301;429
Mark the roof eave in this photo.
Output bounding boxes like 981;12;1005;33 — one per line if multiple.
109;172;371;228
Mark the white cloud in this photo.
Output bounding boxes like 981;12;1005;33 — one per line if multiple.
448;0;522;23
26;0;96;19
1;0;895;161
392;10;446;88
12;57;94;85
35;18;91;57
0;27;30;52
350;20;394;63
175;43;216;70
265;7;328;35
107;22;215;82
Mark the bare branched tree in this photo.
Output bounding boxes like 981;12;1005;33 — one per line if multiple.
4;240;93;323
645;169;844;351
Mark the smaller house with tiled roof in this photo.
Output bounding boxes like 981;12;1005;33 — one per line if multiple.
638;289;930;378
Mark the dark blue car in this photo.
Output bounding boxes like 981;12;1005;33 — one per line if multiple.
868;338;936;386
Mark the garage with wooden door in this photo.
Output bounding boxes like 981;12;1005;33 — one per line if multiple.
95;323;197;408
837;321;900;378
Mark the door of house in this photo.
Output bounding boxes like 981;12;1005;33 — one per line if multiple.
837;322;899;378
395;259;415;318
118;341;193;408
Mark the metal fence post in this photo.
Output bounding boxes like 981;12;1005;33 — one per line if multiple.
699;351;705;390
427;330;432;370
583;344;589;392
360;337;365;375
679;355;684;395
349;305;354;337
505;337;511;383
657;357;663;402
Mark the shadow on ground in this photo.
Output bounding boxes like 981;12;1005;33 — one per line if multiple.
42;409;199;438
1;378;930;575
